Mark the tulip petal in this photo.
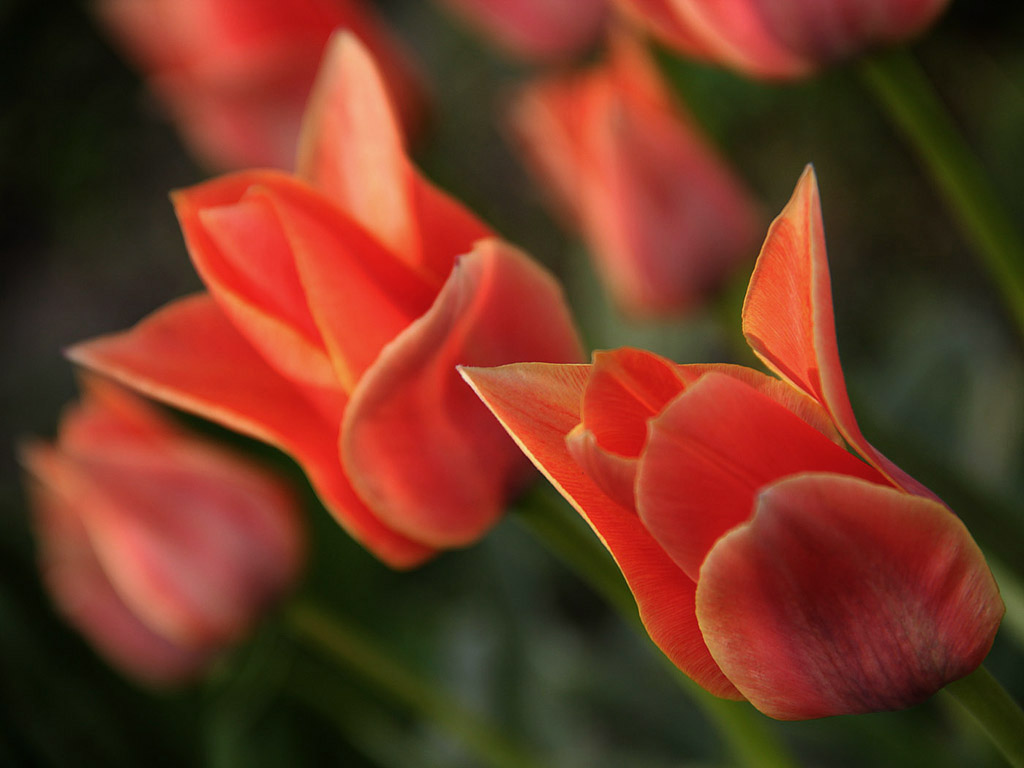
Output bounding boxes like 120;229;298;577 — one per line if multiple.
638;372;886;580
67;293;434;568
565;425;638;512
173;170;337;392
696;473;1003;720
582;348;690;457
742;167;938;500
460;362;740;699
343;239;584;548
23;444;211;684
296;32;418;262
251;180;440;391
297;32;490;281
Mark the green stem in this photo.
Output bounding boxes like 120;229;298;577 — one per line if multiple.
859;49;1024;338
944;666;1024;767
284;601;546;768
515;487;798;768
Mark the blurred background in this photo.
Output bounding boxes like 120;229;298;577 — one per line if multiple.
2;0;1024;765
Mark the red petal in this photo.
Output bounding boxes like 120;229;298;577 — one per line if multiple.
67;294;433;568
582;348;689;458
343;239;584;547
742;167;938;499
173;171;337;392
696;473;1004;720
637;372;886;580
295;32;418;262
460;362;740;699
250;179;440;391
565;425;639;512
297;33;489;281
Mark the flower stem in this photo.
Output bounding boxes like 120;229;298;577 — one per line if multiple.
515;487;799;768
859;49;1024;338
944;665;1024;767
283;601;546;768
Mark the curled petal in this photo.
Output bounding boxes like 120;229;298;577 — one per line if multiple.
582;348;689;458
637;372;885;580
173;171;337;392
343;239;584;548
742;166;938;500
565;425;639;512
460;362;740;698
66;294;433;568
696;473;1003;720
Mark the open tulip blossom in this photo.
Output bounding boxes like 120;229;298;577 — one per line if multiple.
462;167;1004;720
20;377;303;685
68;33;584;568
616;0;952;78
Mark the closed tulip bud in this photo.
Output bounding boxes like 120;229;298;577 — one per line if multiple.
616;0;951;78
508;34;759;316
97;0;427;169
437;0;608;60
21;377;303;685
462;167;1003;719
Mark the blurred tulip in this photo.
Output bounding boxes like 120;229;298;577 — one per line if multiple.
508;35;759;316
616;0;951;78
20;376;303;685
437;0;607;60
97;0;426;169
462;167;1003;719
69;34;584;568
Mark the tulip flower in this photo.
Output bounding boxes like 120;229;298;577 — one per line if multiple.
96;0;426;169
20;376;303;685
507;34;759;316
616;0;951;78
68;33;584;569
436;0;607;60
461;167;1003;720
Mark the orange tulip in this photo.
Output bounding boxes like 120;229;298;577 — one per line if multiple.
97;0;426;169
69;33;584;569
461;167;1003;719
20;376;303;685
616;0;950;78
437;0;607;60
507;35;759;316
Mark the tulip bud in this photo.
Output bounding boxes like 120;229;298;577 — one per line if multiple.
616;0;951;78
508;34;759;316
21;377;304;684
96;0;427;169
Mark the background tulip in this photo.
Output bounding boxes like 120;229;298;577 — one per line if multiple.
20;376;303;685
68;33;583;568
461;167;1004;719
616;0;952;77
508;34;759;316
436;0;608;60
96;0;426;169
